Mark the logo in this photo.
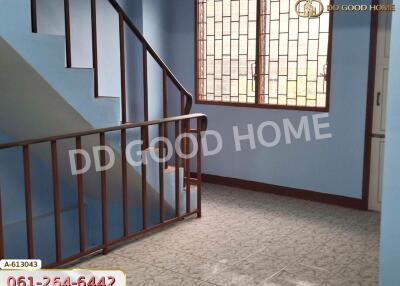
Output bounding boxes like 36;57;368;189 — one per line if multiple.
295;0;324;18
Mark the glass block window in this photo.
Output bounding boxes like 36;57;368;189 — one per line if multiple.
196;0;332;110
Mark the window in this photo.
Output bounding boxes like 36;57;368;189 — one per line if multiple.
196;0;333;110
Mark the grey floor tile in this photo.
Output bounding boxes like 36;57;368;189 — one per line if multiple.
298;243;364;272
169;254;228;280
322;276;378;286
322;256;379;286
206;253;286;286
139;269;208;286
75;253;167;286
259;235;323;264
262;263;332;286
73;183;380;286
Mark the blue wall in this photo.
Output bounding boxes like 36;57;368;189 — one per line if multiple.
36;0;121;97
143;0;169;122
164;0;371;199
35;0;142;101
379;6;400;285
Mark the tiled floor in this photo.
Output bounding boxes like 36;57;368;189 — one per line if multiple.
75;183;380;285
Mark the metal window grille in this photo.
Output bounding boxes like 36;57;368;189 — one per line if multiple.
197;0;332;109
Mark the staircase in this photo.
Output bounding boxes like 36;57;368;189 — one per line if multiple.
0;0;207;267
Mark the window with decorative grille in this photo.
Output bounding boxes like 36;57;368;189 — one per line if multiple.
196;0;332;110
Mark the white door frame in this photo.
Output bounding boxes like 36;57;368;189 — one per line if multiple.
365;0;392;212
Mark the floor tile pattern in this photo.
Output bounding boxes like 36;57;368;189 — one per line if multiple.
74;183;380;285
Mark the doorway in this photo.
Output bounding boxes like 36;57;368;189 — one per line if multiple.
368;1;392;212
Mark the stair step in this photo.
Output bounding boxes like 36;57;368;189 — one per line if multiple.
69;67;94;70
184;185;198;192
164;165;177;174
4;204;80;228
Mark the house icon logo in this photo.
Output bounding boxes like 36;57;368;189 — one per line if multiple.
295;0;324;18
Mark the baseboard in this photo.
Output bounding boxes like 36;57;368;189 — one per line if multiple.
195;173;364;210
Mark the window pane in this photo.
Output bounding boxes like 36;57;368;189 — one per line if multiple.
259;0;331;108
197;0;331;109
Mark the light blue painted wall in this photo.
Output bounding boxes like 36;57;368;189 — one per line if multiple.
34;0;164;118
143;0;168;122
0;0;120;129
164;0;371;199
379;6;400;285
143;0;170;143
96;0;121;98
120;0;145;122
34;0;167;121
36;0;127;98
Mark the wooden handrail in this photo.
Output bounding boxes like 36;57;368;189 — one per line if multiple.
0;114;207;150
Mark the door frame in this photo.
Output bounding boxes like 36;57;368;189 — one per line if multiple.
362;0;379;210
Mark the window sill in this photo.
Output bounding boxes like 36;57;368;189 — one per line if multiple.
195;99;329;112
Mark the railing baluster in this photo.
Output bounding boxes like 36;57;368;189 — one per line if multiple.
180;91;185;115
179;91;190;213
196;119;202;218
163;70;168;120
90;0;99;98
64;0;72;68
185;120;191;214
51;141;62;262
159;124;165;223
121;130;128;236
76;136;85;252
140;127;148;229
163;70;169;169
0;192;4;259
23;145;34;259
174;121;180;218
31;0;37;33
119;12;127;124
255;0;262;104
143;43;149;148
99;133;108;254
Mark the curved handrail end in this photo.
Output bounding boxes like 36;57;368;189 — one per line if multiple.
184;92;194;115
